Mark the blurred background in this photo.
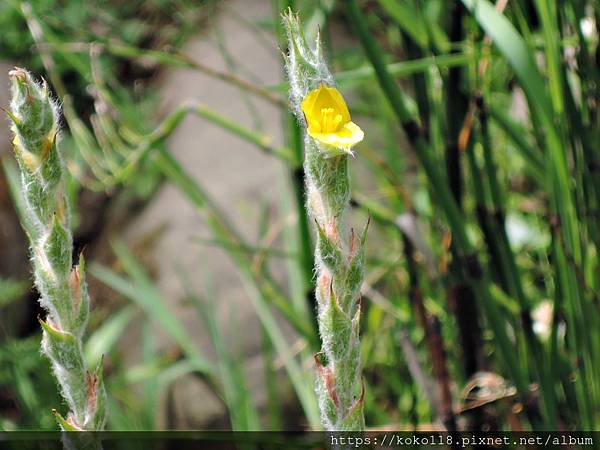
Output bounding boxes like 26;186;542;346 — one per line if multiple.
0;0;598;431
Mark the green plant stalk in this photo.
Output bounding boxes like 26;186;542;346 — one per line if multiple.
346;0;531;401
86;63;321;352
485;104;545;181
153;149;316;345
402;231;456;431
401;31;431;133
283;11;368;431
189;289;261;431
22;0;321;427
261;323;283;430
461;0;599;427
398;0;471;428
475;97;557;427
287;117;317;303
465;142;506;287
445;0;468;205
557;3;600;299
7;68;106;430
114;101;296;185
80;76;316;345
534;0;599;426
402;20;466;431
442;0;487;390
276;0;316;325
135;149;323;425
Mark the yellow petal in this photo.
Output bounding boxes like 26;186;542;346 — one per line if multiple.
301;84;363;155
300;87;320;118
323;85;351;123
307;121;364;151
308;117;322;133
301;83;351;124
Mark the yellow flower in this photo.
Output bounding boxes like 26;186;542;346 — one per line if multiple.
301;83;364;155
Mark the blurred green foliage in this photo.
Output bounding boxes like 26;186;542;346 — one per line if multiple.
0;0;216;112
0;337;60;430
1;0;599;432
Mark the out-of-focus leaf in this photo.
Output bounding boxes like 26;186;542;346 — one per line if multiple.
85;306;137;367
90;242;215;377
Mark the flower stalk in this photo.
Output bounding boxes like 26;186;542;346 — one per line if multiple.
283;11;367;431
7;68;106;431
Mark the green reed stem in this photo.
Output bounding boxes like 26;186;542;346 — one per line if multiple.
346;0;531;402
277;0;316;327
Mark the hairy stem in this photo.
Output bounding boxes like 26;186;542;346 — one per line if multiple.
7;68;106;431
283;11;367;431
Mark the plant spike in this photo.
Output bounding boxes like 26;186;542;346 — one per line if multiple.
7;68;106;431
282;11;367;431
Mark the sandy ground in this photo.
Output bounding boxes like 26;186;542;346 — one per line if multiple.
0;0;303;427
122;0;294;427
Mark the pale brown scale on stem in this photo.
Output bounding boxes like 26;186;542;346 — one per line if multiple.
86;372;99;413
323;217;339;242
315;354;339;407
69;265;82;312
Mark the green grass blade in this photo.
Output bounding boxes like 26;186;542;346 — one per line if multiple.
84;306;136;367
188;290;261;431
347;0;531;404
237;272;321;430
486;103;545;182
460;0;553;119
89;244;215;377
153;149;317;346
379;0;429;48
0;278;28;308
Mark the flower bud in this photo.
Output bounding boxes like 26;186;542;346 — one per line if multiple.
9;68;57;152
